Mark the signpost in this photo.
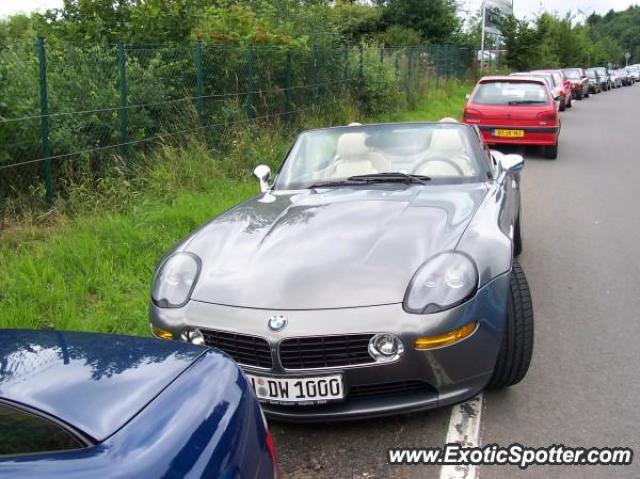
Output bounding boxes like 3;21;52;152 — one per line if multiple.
480;0;514;69
625;52;631;66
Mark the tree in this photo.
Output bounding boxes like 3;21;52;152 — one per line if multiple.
500;15;543;71
380;0;460;44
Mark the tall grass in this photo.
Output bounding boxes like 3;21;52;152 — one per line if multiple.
0;81;471;334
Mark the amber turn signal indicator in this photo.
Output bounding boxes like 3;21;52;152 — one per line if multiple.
151;325;173;340
413;322;478;350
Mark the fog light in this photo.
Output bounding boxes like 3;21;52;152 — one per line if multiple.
180;328;205;346
414;322;478;350
151;325;173;340
368;334;404;362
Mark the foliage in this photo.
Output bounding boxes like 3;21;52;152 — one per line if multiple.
354;62;401;115
500;11;628;71
376;25;423;47
380;0;460;44
587;6;640;64
192;1;305;47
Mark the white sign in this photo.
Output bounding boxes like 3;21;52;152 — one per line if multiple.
484;0;513;35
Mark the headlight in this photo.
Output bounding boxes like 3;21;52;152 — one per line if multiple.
152;253;201;308
403;252;478;314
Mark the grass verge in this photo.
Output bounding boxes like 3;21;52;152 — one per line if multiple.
0;82;472;334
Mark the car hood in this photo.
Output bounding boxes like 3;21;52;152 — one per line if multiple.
186;184;488;309
0;330;206;442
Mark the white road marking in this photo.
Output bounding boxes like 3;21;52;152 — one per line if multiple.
439;393;484;479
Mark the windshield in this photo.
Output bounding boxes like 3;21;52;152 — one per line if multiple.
532;73;556;88
595;68;607;76
585;69;596;78
274;124;488;189
472;81;549;106
563;69;581;79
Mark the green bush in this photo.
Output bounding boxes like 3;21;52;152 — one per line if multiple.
354;62;401;116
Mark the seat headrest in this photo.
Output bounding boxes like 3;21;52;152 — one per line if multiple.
430;128;465;151
337;132;368;159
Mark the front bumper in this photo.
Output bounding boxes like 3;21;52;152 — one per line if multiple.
150;273;511;420
478;126;559;147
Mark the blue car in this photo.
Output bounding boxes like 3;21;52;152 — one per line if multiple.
0;329;278;478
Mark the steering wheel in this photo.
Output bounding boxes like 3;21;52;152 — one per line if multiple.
412;155;465;177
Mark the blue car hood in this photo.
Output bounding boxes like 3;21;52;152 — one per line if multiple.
0;330;205;442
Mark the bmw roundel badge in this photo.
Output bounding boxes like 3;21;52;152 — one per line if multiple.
268;314;288;331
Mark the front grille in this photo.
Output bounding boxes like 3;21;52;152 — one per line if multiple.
200;329;272;368
279;334;374;369
349;380;435;399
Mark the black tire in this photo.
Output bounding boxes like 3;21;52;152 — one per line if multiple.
584;90;590;98
543;143;558;159
487;261;534;389
513;213;523;257
566;97;572;108
576;91;583;100
559;100;565;112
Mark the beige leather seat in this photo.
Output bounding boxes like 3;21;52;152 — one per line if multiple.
331;132;389;178
415;129;474;177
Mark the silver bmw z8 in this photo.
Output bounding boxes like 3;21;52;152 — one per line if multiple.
149;121;534;421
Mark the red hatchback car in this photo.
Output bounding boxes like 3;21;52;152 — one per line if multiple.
462;76;560;159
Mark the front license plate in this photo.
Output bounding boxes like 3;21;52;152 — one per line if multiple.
494;129;524;138
246;373;344;405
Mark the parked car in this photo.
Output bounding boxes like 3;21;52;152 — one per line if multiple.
585;68;602;94
562;68;590;99
609;69;623;88
532;69;572;109
617;69;632;86
0;330;278;478
149;120;534;421
464;75;560;158
594;67;611;90
625;66;639;82
510;72;562;110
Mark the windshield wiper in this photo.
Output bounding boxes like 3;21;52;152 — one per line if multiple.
348;172;431;184
308;172;431;189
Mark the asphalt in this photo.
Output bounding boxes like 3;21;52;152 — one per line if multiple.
271;84;640;479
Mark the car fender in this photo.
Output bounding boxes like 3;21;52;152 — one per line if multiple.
455;180;515;288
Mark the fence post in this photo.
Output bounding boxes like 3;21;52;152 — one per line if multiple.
285;50;293;124
435;47;440;90
313;45;319;100
246;44;254;123
395;50;399;79
445;45;450;81
37;36;52;205
195;39;204;124
380;47;384;66
407;47;413;93
117;42;129;160
343;46;349;82
359;45;364;80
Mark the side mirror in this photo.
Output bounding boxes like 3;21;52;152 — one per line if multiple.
499;154;524;174
253;164;272;193
465;94;471;101
554;95;562;101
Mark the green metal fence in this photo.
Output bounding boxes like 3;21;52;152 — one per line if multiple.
0;40;474;205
